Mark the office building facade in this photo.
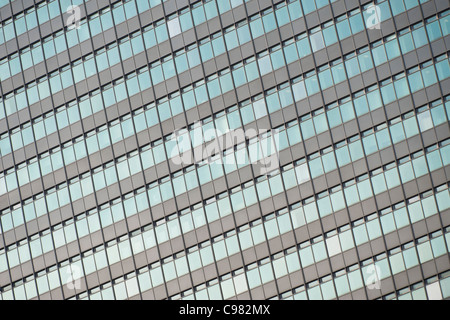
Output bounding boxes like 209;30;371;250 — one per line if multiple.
0;0;449;300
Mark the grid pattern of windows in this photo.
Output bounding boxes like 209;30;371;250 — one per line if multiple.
0;0;449;300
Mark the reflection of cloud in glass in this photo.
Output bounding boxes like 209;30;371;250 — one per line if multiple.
167;18;181;37
310;32;325;52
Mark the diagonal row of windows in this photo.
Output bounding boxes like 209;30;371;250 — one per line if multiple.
1;0;443;125
0;18;448;174
1;211;448;300
0;57;449;209
0;87;449;244
1;131;449;277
